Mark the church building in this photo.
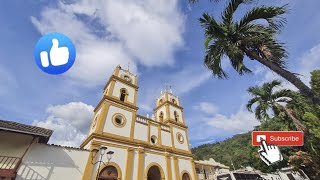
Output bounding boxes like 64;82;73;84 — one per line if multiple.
81;65;197;180
0;65;197;180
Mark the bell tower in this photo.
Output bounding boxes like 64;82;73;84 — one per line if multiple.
154;88;185;125
82;65;139;148
154;88;190;152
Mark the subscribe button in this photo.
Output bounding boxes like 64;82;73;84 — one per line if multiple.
252;131;304;146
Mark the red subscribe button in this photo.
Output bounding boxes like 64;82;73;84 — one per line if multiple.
252;131;304;146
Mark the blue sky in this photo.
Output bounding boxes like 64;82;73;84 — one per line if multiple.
1;0;320;147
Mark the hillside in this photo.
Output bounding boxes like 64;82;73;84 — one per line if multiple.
192;132;254;169
191;131;297;173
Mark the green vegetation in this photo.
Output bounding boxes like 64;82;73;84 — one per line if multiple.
198;0;319;103
190;0;320;178
192;70;320;179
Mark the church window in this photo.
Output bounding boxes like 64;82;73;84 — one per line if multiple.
112;114;126;128
174;111;179;122
159;112;164;122
123;75;131;82
177;132;184;144
150;135;158;145
172;98;176;104
120;89;127;102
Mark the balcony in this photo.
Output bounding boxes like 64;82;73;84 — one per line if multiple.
0;156;21;179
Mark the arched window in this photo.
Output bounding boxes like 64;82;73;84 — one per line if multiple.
182;173;191;180
120;89;127;102
172;98;176;104
159;112;164;122
99;165;118;180
174;111;179;122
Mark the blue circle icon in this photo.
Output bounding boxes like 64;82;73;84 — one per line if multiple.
34;32;76;75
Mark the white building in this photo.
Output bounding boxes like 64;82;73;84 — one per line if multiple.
81;65;197;180
0;65;197;180
194;158;230;180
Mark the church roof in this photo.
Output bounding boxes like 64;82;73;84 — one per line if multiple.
0;119;53;143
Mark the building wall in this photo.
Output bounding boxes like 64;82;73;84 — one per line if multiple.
103;105;133;138
112;81;135;103
134;122;148;141
16;143;89;180
91;145;128;180
89;108;102;134
167;94;180;106
161;131;171;147
172;127;189;151
156;106;167;120
0;131;34;158
144;152;167;179
178;158;196;180
169;106;183;122
118;71;136;85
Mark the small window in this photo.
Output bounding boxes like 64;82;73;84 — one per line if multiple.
112;114;126;128
150;135;158;145
195;168;200;174
159;112;164;122
176;132;184;144
120;89;127;101
174;111;179;122
123;75;131;82
172;99;176;104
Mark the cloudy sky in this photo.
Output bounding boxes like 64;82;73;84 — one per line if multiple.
1;0;320;147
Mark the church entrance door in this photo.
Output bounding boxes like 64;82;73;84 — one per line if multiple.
147;166;161;180
98;166;118;180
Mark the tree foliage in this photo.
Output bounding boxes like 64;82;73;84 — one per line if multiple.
198;0;319;102
192;70;320;179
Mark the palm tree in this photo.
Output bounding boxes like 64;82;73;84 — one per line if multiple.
200;0;319;103
246;80;306;131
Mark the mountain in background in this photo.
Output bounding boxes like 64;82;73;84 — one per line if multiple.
191;131;298;173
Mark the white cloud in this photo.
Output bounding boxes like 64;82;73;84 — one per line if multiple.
193;102;218;115
137;65;211;115
167;66;211;95
33;102;94;147
298;43;320;83
206;107;260;134
31;0;185;86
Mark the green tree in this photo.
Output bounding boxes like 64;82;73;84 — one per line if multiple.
246;80;306;131
310;70;320;96
199;0;319;103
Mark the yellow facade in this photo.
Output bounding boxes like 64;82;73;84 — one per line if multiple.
81;65;197;180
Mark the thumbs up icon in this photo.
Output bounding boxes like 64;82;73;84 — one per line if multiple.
34;32;76;75
40;39;70;67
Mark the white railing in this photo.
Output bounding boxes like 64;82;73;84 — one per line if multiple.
136;115;148;124
161;125;170;131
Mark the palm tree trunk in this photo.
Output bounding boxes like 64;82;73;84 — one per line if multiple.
282;106;307;132
244;50;320;104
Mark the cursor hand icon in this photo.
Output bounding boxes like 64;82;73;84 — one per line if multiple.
258;139;283;166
